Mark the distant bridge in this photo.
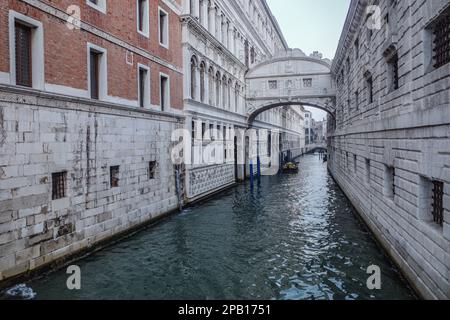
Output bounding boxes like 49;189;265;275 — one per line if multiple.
304;143;327;154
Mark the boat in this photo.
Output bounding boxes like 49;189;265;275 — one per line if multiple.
282;162;299;174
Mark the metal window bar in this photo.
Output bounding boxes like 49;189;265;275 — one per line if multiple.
149;161;157;180
15;22;32;87
52;172;67;200
392;167;396;197
433;14;450;69
432;180;444;226
110;166;120;188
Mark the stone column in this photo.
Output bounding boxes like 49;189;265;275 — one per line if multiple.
217;77;222;108
216;13;222;43
222;20;228;47
186;115;194;166
201;0;209;29
208;2;215;34
204;66;210;104
191;0;200;17
229;28;235;55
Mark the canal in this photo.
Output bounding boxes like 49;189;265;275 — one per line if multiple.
21;155;415;300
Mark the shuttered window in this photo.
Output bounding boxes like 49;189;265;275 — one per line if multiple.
15;22;32;87
90;50;100;99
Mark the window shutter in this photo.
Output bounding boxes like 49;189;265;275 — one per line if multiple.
15;23;32;87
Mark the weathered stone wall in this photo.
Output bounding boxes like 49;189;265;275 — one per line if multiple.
329;0;450;299
0;86;184;283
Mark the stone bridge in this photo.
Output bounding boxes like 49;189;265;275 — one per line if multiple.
304;143;327;154
245;49;336;126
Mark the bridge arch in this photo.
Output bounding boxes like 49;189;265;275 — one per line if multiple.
246;98;336;126
245;49;336;126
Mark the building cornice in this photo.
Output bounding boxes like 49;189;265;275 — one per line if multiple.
261;0;289;50
331;0;368;75
0;84;185;123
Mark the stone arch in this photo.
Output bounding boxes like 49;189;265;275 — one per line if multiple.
247;98;336;127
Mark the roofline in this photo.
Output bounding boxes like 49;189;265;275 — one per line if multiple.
331;0;367;74
261;0;289;50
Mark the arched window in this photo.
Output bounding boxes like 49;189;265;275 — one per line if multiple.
190;56;198;100
208;67;215;105
222;75;227;108
215;71;221;107
199;62;206;103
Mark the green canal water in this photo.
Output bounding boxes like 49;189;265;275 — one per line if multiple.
5;155;416;300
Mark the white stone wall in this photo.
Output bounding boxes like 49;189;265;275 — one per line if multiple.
182;0;302;198
330;0;450;299
0;87;183;282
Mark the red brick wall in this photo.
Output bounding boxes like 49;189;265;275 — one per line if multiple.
0;0;183;110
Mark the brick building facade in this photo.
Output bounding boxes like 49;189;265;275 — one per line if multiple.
0;0;184;285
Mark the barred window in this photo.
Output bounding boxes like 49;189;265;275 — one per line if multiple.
149;161;157;180
384;166;396;199
110;166;120;188
366;76;373;104
433;11;450;69
387;53;399;91
303;78;312;88
268;80;277;89
15;22;32;87
432;180;444;226
52;172;67;200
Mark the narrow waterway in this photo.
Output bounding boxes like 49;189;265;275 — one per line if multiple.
21;155;415;300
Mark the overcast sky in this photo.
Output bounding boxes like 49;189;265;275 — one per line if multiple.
266;0;351;120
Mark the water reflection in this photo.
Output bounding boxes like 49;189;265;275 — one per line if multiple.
14;155;415;300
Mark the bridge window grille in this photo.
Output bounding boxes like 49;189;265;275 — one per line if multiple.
110;166;120;188
432;11;450;69
268;80;277;89
52;172;67;200
303;78;312;88
432;180;444;226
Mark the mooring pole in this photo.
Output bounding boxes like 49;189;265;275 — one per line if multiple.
250;160;254;186
257;156;261;180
